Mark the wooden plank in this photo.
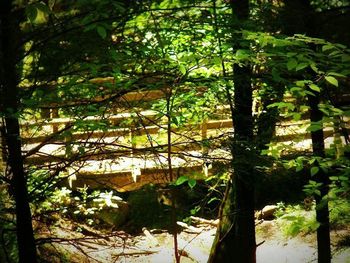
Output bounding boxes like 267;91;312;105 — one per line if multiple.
206;119;233;129
22;119;229;144
38;89;165;109
21;106;232;129
22;110;159;127
24;142;203;165
120;90;164;102
22;116;349;155
70;165;207;192
24;125;349;165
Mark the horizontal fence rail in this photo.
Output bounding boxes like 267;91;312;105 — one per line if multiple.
17;88;350;191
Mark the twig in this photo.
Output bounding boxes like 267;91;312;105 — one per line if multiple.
190;216;219;227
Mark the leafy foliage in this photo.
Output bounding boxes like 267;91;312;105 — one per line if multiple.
1;1;350;261
275;202;319;237
0;186;18;263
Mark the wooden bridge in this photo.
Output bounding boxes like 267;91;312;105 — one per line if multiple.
17;87;350;191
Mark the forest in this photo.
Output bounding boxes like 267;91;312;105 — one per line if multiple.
0;0;350;262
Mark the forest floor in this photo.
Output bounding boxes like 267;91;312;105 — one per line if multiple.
38;216;350;263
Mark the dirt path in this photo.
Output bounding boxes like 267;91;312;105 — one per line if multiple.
256;221;350;263
39;219;350;262
256;239;350;263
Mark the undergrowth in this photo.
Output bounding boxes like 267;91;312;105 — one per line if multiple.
275;198;350;238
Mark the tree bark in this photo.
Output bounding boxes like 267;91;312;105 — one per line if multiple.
280;1;331;262
209;1;256;262
0;1;38;262
307;92;331;263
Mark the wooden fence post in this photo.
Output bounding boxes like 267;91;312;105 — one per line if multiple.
52;108;59;133
201;119;208;155
130;123;141;182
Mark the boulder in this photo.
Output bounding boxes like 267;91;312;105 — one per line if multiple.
256;205;278;220
95;201;129;227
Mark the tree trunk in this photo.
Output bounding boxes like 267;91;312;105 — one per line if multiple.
209;1;256;262
0;1;38;262
280;1;331;262
307;92;331;263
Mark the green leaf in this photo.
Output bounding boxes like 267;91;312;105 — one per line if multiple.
179;64;186;75
322;45;334;52
309;84;320;93
307;123;322;132
292;113;301;121
296;62;308;71
335;43;347;49
36;2;50;14
339;176;348;181
175;176;188;185
296;80;308;87
287;59;298;70
296;165;303;172
310;63;319;73
311;166;319;176
267;101;295;110
308;157;317;165
159;0;171;8
328;72;346;77
325;76;338;87
267;102;279;109
329;50;341;57
190;206;200;215
97;26;107;39
188;179;196;189
305;90;316;96
212;57;222;66
235;49;250;60
26;5;38;22
329;176;339;181
332;107;344;116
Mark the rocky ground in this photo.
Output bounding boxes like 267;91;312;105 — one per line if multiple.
256;220;350;263
37;216;350;263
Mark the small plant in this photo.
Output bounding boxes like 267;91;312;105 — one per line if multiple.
275;203;319;237
303;180;323;196
93;190;123;209
175;176;197;189
0;185;18;263
275;196;350;237
329;198;350;228
72;186;99;216
274;201;286;217
37;185;125;226
39;187;72;214
70;188;125;226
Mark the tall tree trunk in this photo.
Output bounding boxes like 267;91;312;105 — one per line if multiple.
209;1;256;262
281;2;332;262
307;92;331;263
0;1;38;262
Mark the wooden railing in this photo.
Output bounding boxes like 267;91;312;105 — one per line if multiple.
19;88;350;191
